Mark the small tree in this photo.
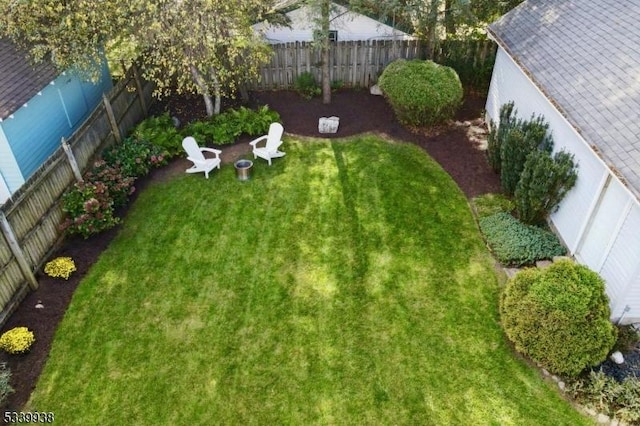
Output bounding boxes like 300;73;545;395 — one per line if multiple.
500;260;617;377
0;0;273;117
515;149;578;225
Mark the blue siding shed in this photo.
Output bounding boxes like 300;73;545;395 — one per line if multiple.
0;39;112;202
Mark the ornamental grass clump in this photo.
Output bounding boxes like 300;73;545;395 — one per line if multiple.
44;257;76;280
0;363;13;405
0;327;35;354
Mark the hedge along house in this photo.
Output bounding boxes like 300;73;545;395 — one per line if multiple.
485;1;640;324
252;2;414;44
0;39;112;204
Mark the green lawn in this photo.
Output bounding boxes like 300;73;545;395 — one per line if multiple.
27;135;591;425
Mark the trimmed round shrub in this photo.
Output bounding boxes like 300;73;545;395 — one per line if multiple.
500;260;617;377
378;59;463;127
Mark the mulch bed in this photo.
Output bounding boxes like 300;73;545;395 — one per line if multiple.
0;88;500;414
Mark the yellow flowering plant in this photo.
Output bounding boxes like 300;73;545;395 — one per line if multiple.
44;257;76;280
0;327;35;354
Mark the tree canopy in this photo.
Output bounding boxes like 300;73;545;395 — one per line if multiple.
351;0;523;55
0;0;276;116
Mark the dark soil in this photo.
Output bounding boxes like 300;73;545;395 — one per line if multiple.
594;344;640;382
0;88;502;414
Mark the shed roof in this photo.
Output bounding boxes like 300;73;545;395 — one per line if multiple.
488;0;640;198
0;39;58;121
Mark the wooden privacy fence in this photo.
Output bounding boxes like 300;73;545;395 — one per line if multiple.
0;64;153;325
249;38;497;91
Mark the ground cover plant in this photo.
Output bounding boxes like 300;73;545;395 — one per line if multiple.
25;136;589;424
478;212;567;266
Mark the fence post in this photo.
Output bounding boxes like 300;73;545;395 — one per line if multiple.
132;63;148;116
0;211;38;290
102;94;123;144
61;138;84;183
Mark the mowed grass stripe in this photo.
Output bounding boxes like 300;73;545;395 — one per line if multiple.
27;136;590;425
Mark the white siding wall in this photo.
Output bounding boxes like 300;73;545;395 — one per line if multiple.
253;4;412;43
0;172;10;204
486;48;606;250
0;126;24;197
487;47;640;323
600;203;640;322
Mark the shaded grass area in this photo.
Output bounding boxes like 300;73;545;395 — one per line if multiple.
27;136;590;425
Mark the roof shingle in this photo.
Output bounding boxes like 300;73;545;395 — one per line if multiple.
0;39;58;120
488;0;640;197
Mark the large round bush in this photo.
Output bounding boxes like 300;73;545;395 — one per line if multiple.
500;260;616;377
378;59;463;127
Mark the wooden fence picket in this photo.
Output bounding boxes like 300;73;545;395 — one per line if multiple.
249;39;495;91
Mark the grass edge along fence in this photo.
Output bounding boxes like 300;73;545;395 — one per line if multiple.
0;64;153;326
250;38;496;93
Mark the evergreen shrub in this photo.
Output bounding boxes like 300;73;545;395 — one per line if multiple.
515;149;577;225
479;212;566;266
500;260;617;377
378;59;463;127
499;114;553;195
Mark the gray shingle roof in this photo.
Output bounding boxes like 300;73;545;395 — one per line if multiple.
488;0;640;198
0;39;58;120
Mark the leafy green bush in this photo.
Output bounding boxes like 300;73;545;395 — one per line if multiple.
479;212;566;266
472;193;514;218
294;71;321;99
568;371;640;424
83;160;135;208
102;138;167;178
500;260;617;377
515;149;578;225
0;363;13;406
182;106;281;145
131;113;183;157
61;181;119;238
378;59;463;127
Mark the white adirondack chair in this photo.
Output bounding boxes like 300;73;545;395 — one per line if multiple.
182;136;222;179
249;122;286;166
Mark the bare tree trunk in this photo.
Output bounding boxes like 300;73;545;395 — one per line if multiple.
211;73;221;115
190;64;215;116
321;0;331;104
425;0;441;59
444;0;456;36
239;84;250;103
